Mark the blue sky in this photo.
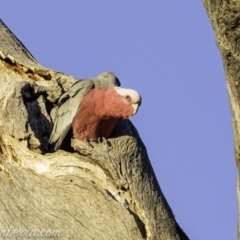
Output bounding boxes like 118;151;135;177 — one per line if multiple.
0;2;237;239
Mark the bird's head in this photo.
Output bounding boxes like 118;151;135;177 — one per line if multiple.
115;87;142;115
103;86;142;119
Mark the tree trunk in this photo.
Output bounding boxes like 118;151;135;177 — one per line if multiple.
203;1;240;239
0;19;188;240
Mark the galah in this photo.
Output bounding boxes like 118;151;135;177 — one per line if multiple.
48;72;142;151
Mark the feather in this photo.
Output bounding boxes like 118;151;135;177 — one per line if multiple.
48;79;94;151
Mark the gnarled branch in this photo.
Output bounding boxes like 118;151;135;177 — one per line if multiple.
0;19;188;240
203;1;240;238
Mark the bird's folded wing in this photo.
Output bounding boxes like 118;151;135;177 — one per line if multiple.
48;79;95;150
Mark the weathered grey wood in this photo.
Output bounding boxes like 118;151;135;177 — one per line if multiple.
0;20;38;67
0;19;189;240
203;1;240;239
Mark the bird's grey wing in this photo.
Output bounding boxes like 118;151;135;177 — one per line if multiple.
48;79;95;151
94;71;121;88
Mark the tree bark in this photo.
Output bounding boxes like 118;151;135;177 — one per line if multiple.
203;1;240;239
0;19;189;240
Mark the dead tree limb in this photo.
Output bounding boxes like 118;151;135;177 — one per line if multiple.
203;1;240;238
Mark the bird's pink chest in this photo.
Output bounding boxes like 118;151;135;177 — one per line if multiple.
72;88;118;140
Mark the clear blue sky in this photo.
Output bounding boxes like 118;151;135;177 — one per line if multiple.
0;2;237;239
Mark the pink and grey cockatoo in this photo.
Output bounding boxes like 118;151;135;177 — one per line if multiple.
48;72;141;151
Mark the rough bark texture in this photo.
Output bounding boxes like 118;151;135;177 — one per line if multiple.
0;20;189;240
203;1;240;238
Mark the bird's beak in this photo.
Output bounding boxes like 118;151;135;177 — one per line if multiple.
132;96;142;115
132;103;140;115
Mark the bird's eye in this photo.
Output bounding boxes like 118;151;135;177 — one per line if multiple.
125;95;131;102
